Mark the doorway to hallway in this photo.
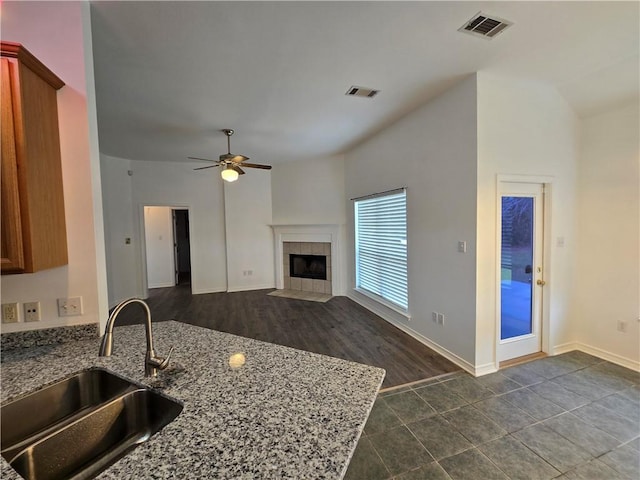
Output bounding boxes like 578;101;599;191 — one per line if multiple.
173;209;191;286
143;206;192;289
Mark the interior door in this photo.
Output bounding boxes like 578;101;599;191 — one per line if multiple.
172;210;179;286
497;182;545;362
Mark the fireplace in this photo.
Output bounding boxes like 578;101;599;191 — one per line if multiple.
283;241;331;294
290;254;327;280
271;224;341;296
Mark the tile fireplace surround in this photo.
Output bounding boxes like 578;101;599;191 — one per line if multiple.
270;224;342;296
284;242;332;294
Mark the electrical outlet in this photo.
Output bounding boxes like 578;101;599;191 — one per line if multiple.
2;303;19;323
437;313;445;325
57;297;83;317
617;320;628;333
432;312;438;323
24;302;41;322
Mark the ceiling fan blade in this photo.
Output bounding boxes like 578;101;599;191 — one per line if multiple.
241;162;272;170
190;130;257;176
193;165;220;170
188;156;217;162
220;153;249;163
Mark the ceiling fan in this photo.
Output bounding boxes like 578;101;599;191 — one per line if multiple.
189;129;272;182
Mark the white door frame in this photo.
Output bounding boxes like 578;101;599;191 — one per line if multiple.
496;175;553;363
138;204;193;299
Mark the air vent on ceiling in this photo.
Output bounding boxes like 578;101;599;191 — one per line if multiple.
459;12;512;39
346;86;380;98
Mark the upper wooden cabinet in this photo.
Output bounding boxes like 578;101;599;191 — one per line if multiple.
1;42;68;274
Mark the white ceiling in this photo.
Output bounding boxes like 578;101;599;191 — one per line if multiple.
90;1;639;165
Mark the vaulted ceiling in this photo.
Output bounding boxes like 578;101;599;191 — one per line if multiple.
90;1;639;165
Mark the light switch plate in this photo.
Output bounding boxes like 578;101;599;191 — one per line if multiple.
57;297;83;317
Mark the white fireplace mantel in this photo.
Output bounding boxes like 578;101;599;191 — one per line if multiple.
270;224;342;295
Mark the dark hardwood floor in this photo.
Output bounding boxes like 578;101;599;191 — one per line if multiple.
114;286;460;388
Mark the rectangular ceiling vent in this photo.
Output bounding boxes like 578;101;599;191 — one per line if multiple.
346;86;380;98
459;12;512;39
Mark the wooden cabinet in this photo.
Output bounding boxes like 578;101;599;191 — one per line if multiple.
1;42;68;274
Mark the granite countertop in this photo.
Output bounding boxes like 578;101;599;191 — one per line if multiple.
1;321;385;479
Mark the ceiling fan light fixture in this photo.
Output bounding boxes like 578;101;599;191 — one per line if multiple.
190;128;272;178
221;166;239;182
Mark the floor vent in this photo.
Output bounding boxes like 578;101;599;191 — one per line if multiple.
459;12;512;39
345;86;379;98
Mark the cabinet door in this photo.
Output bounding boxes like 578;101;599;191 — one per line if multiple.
1;58;25;272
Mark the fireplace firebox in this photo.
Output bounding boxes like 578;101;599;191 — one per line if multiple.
289;254;327;280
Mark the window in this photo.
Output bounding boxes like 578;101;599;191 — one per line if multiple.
354;188;408;312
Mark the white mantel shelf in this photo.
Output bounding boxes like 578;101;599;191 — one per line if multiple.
270;224;343;295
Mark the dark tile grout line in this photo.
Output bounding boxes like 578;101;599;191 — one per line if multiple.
381;352;610;399
448;362;632;464
352;353;639;480
379;370;466;395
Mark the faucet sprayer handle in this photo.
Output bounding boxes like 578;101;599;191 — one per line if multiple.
158;346;174;370
147;346;174;371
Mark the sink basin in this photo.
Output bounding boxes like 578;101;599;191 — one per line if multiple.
1;368;134;450
1;368;182;480
7;389;182;480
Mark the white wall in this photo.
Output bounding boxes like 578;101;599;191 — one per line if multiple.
573;104;640;367
224;172;275;292
144;207;175;289
271;155;346;225
344;75;479;369
100;156;276;298
100;155;138;305
476;72;579;371
271;155;347;291
1;2;107;333
129;160;228;295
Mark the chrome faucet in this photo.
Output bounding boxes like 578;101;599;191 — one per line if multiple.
98;298;173;377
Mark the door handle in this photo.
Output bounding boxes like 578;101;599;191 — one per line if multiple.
536;279;546;286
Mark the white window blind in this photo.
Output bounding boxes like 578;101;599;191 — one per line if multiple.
354;189;408;311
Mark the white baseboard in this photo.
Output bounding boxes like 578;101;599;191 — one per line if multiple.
148;282;175;289
347;290;413;326
550;342;578;356
191;286;227;295
573;343;639;371
346;292;486;376
550;341;639;371
475;362;499;376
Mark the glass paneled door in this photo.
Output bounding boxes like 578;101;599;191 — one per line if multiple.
498;182;545;362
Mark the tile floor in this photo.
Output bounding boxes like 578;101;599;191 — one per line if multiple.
345;351;640;480
266;288;332;303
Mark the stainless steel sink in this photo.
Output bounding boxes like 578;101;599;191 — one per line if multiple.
1;368;134;450
1;368;182;480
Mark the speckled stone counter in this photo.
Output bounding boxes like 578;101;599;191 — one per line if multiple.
1;321;385;479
